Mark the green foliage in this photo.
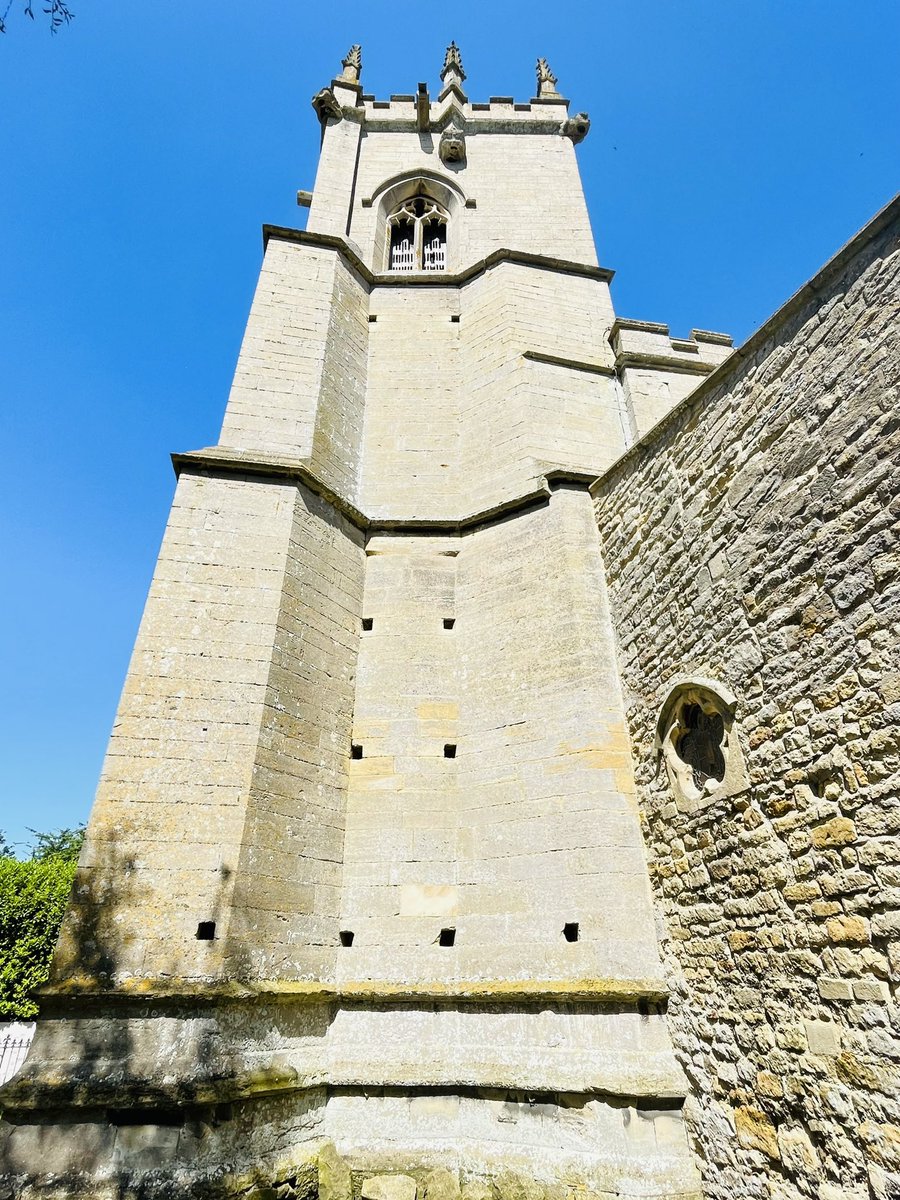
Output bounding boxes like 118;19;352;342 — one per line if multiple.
29;825;85;865
0;825;85;1019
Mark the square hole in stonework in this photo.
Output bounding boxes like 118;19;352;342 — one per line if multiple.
339;930;354;947
362;617;374;631
443;618;455;629
351;744;363;760
439;928;456;947
444;744;457;759
196;921;216;941
368;314;378;323
450;314;460;323
563;922;579;942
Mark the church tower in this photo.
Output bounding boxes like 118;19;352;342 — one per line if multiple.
0;46;729;1200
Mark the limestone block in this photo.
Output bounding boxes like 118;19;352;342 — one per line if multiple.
826;915;871;945
756;1070;783;1097
868;1165;900;1200
422;1167;461;1200
399;885;459;917
819;1185;868;1200
783;881;821;902
859;1121;900;1170
492;1172;544;1200
1;1120;115;1176
777;1126;820;1177
460;1181;492;1200
811;817;857;848
318;1140;352;1200
361;1176;418;1200
734;1106;780;1159
853;979;890;1002
805;1020;842;1056
818;977;854;1001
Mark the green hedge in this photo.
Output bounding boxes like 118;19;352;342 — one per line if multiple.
0;828;83;1019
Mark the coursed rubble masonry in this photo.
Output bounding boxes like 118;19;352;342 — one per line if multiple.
593;201;900;1200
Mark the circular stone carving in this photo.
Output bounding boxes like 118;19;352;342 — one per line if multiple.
656;678;739;807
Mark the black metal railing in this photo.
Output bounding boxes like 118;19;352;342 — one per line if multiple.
0;1032;34;1084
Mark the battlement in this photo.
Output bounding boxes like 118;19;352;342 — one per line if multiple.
305;44;595;271
320;43;581;137
355;91;576;135
610;318;734;442
610;317;733;374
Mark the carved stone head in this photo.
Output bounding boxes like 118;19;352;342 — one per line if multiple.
562;112;591;144
312;87;342;124
439;123;466;165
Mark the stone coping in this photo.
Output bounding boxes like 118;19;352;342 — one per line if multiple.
522;350;616;377
609;318;733;347
614;350;720;376
260;226;614;287
34;975;669;1008
612;350;717;377
173;449;597;534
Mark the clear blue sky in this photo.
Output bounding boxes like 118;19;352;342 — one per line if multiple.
1;2;897;851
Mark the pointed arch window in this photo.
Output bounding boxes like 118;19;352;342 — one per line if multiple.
387;195;448;272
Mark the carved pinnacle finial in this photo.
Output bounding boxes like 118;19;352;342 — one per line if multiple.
536;57;559;97
340;44;362;83
441;41;466;84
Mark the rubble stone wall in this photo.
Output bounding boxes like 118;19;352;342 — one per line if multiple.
593;206;900;1199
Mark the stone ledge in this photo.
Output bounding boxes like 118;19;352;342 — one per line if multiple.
1;1054;687;1113
172;447;370;530
260;226;614;286
0;1065;311;1113
173;449;599;534
33;975;670;1008
522;350;616;377
613;351;717;377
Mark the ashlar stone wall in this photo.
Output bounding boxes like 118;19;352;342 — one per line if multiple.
53;472;365;987
592;201;900;1200
343;120;599;273
341;488;666;990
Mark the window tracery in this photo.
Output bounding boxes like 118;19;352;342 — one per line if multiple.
656;678;747;812
387;195;448;272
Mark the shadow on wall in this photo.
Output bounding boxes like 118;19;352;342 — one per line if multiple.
50;834;140;988
4;836;239;1107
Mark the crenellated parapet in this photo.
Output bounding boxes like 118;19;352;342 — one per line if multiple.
309;43;587;141
610;317;734;440
610;317;733;373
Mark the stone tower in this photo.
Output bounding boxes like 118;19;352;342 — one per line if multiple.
0;46;741;1200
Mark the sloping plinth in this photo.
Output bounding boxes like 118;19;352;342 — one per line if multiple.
0;983;699;1200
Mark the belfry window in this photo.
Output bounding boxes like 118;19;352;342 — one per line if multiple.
422;217;446;270
389;217;416;272
387;195;448;272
